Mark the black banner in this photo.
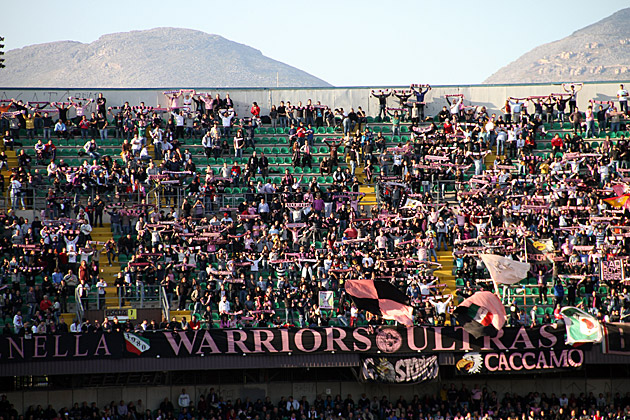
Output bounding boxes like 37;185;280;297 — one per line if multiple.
454;349;584;375
361;356;438;384
602;322;630;355
0;325;570;363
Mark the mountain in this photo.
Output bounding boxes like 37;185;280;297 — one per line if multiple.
0;28;330;88
485;8;630;84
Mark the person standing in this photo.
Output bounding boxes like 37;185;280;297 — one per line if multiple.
617;84;628;114
96;277;107;309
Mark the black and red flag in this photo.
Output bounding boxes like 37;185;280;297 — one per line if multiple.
345;280;414;326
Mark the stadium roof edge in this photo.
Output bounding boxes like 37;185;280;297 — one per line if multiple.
1;80;629;91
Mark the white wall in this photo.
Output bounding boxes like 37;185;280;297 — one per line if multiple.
1;82;625;122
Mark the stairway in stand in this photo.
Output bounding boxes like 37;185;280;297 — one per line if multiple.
485;150;497;170
91;224;124;309
2;149;18;207
434;250;457;298
354;166;378;207
435;249;457;325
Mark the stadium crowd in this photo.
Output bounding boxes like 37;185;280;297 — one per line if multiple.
1;85;630;334
2;387;630;420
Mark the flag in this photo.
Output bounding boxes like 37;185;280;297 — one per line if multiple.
531;238;555;253
402;198;423;209
603;194;630;209
454;291;506;338
611;184;627;197
526;239;553;264
560;306;603;345
319;291;335;310
124;332;151;355
345;280;414;326
479;254;531;285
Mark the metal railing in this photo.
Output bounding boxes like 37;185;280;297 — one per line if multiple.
159;286;170;321
75;287;84;321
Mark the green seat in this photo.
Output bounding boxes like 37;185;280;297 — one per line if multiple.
271;147;280;155
280;147;289;154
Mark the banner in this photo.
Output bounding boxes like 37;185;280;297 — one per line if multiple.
0;325;571;363
455;349;584;374
601;259;624;282
361;355;438;384
602;323;630;355
319;291;335;310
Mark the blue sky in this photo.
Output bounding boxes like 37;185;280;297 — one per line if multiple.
2;0;628;86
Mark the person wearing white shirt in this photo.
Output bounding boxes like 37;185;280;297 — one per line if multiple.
178;389;191;409
429;295;453;325
419;279;436;297
139;146;150;161
13;311;24;334
70;320;81;333
617;84;628;113
9;177;24;210
96;278;107;309
258;199;270;220
220;110;235;138
130;135;142;154
201;131;213;158
496;129;507;156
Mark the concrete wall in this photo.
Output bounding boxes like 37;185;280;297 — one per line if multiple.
1;81;627;123
5;377;630;414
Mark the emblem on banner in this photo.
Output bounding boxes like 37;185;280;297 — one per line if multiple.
456;352;483;374
375;328;402;353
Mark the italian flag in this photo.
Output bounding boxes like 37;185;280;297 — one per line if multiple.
124;332;151;355
560;306;603;345
454;291;506;339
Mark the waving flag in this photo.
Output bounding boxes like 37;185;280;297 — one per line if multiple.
454;291;506;338
604;194;630;209
479;254;531;285
561;306;603;345
345;280;414;326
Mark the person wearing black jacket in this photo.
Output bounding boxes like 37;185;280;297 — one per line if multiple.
93;195;105;228
259;152;269;179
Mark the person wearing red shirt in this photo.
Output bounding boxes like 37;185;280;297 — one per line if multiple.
550;134;563;154
39;295;53;312
250;102;260;118
343;224;358;239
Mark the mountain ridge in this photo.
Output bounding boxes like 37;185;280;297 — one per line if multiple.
484;8;630;84
0;27;331;88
